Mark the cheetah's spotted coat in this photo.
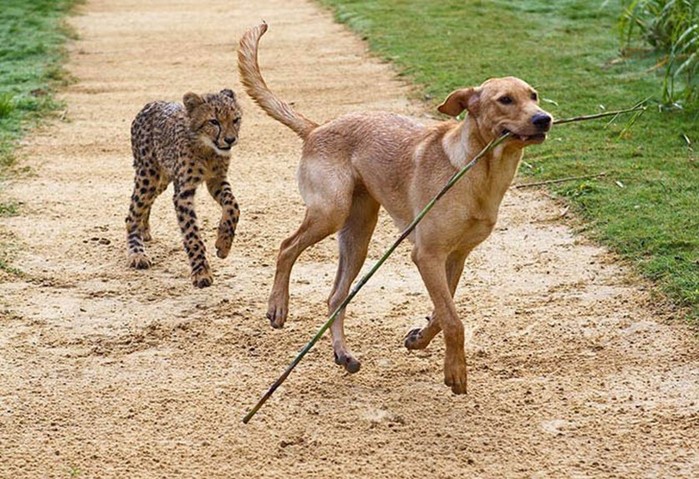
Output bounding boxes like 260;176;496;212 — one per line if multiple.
125;89;242;287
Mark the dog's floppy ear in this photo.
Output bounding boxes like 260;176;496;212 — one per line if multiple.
183;92;205;115
437;88;480;117
220;88;236;100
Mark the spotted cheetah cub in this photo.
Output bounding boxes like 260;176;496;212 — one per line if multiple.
125;89;242;287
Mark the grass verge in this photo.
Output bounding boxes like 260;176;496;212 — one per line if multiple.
0;0;79;274
318;0;699;321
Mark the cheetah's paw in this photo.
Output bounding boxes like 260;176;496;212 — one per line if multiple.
128;253;151;270
191;269;213;288
215;234;233;259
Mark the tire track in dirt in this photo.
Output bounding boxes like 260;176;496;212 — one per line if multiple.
1;0;697;477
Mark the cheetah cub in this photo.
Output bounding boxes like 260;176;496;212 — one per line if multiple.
125;89;242;287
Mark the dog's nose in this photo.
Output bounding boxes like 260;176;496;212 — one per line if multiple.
225;136;237;146
532;113;552;130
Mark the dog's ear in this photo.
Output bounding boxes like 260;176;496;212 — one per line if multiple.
437;88;480;117
220;89;236;100
183;92;205;115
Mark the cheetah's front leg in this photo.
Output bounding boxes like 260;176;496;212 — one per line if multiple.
206;176;240;259
173;182;212;288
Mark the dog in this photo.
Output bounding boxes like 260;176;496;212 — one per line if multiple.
238;23;551;393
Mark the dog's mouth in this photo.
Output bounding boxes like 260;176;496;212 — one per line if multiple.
501;128;547;144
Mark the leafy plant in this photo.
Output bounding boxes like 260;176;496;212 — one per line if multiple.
619;0;699;106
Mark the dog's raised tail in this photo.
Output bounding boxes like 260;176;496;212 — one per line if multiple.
238;23;318;140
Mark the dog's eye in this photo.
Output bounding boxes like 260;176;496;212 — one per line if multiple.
498;96;513;105
209;119;220;126
232;118;241;125
531;92;538;101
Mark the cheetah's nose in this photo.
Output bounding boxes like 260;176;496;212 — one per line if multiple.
224;136;237;146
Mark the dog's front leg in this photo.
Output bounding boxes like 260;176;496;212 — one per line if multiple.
412;247;468;394
206;176;240;259
405;250;469;350
173;181;212;288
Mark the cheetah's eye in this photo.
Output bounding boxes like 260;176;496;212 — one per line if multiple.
209;119;220;127
498;96;513;105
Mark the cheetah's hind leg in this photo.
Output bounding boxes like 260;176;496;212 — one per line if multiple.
141;208;152;242
126;169;160;269
140;179;167;242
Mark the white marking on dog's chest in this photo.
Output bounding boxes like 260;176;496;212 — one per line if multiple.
441;126;469;170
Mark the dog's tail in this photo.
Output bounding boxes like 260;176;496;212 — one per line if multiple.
238;23;318;140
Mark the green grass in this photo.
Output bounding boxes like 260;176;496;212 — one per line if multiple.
0;0;77;168
318;0;699;320
0;0;79;273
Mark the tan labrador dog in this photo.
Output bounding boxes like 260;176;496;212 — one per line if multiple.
238;23;552;394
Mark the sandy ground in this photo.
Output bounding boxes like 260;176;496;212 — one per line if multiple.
1;0;698;477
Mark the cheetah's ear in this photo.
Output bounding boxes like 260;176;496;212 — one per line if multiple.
183;92;204;115
220;89;236;100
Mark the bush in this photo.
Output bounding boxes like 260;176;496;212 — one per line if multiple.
619;0;698;107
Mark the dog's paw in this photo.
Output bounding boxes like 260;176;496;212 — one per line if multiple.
215;234;233;259
334;351;361;374
444;355;468;394
404;328;428;350
191;269;213;288
128;253;151;270
266;311;286;329
266;297;288;329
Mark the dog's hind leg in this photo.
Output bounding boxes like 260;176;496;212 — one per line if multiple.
267;207;346;328
267;162;353;328
327;193;380;373
405;249;469;350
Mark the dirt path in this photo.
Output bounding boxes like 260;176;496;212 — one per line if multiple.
1;0;697;477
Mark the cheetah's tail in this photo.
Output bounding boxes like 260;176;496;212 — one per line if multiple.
238;22;318;140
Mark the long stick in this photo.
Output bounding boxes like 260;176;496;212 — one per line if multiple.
242;104;645;424
552;103;646;125
514;172;607;188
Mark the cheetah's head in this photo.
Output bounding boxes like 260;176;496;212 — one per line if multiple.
184;89;242;157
